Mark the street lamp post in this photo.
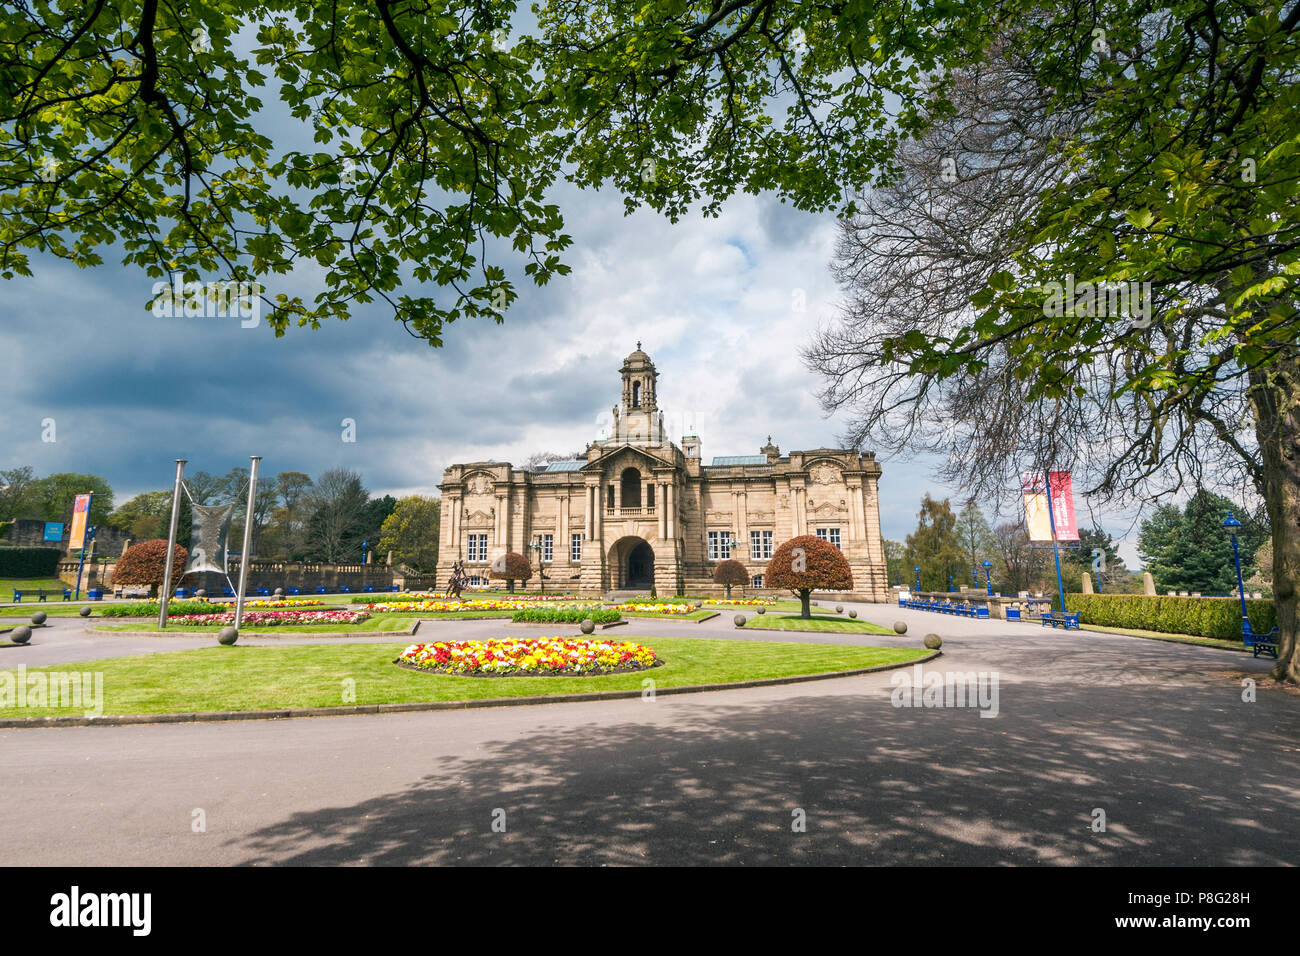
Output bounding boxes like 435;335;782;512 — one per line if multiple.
983;559;993;596
948;574;955;593
1221;513;1255;642
527;535;547;594
913;566;921;593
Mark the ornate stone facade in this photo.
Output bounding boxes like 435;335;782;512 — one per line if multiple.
435;346;888;599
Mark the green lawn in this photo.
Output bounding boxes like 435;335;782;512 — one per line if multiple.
0;603;96;617
0;637;928;717
709;600;836;615
619;609;717;620
91;613;417;633
739;614;896;635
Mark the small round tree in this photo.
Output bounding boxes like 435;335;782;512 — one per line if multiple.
766;535;854;619
112;540;189;598
713;559;749;599
489;551;533;593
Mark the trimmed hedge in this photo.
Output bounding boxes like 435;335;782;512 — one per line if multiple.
100;600;224;618
0;547;64;578
511;607;622;624
1063;593;1275;640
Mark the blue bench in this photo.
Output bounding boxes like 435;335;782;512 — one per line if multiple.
288;586;301;595
88;589;104;601
1040;611;1080;630
11;587;65;600
1250;627;1280;660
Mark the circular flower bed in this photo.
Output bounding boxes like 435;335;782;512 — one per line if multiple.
396;638;661;676
166;609;371;626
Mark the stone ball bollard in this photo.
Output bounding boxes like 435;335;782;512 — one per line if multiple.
757;607;766;614
836;605;844;614
30;611;47;626
195;589;207;598
274;588;284;597
849;610;858;618
217;626;239;646
734;614;746;627
10;625;32;644
79;606;93;618
893;620;908;634
923;633;942;650
580;619;595;635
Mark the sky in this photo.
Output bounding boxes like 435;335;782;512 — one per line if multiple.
0;10;1149;568
0;176;1147;567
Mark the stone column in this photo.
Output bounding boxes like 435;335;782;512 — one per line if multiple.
494;495;504;547
502;488;512;551
666;482;675;538
735;488;748;561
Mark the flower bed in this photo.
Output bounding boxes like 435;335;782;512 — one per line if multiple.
362;599;587;613
350;592;577;604
511;607;622;624
615;603;698;614
396;638;661;676
100;599;217;617
702;598;776;606
165;609;371;626
243;599;326;608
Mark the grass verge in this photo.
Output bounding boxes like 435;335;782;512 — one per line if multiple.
739;614;896;635
0;638;927;717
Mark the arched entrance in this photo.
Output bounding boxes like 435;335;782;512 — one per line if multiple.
610;536;655;589
627;540;654;588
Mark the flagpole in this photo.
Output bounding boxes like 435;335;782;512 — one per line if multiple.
158;460;187;629
233;456;261;630
73;491;93;600
1043;468;1067;614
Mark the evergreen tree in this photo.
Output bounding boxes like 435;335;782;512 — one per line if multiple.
903;495;964;592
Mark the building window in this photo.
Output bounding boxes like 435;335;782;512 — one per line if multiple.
620;467;642;508
708;531;732;561
646;484;655;508
571;533;582;562
467;533;488;562
752;575;764;588
607;485;615;509
815;527;841;549
750;530;773;560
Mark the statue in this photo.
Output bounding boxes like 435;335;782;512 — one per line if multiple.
447;559;469;600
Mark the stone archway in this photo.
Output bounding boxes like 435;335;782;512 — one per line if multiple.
610;536;655;589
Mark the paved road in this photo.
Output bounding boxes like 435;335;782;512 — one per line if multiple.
1;603;1296;865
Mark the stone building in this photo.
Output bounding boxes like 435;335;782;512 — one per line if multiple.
435;346;888;600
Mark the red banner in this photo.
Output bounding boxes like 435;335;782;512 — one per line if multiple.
1047;471;1080;541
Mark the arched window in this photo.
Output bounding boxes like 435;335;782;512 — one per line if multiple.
620;467;642;508
632;381;641;407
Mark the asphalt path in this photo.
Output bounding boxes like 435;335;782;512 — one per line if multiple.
1;602;1296;865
